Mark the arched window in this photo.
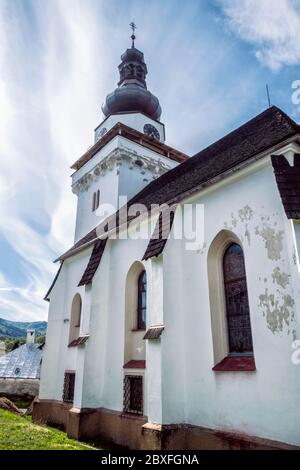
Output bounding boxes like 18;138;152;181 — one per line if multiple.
137;271;147;330
223;243;253;354
69;294;82;344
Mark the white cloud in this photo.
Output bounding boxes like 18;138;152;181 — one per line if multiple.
219;0;300;70
0;0;264;321
0;0;107;321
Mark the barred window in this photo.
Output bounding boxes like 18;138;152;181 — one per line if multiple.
62;372;75;403
123;375;143;415
223;243;253;354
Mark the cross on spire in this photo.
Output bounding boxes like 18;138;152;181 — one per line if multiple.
129;21;137;48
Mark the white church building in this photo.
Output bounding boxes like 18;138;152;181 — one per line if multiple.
33;31;300;450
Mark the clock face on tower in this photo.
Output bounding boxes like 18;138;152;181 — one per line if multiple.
143;123;160;140
95;127;107;142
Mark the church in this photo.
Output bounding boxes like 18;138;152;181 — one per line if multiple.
33;27;300;450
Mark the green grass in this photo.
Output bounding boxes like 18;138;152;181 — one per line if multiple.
0;409;99;450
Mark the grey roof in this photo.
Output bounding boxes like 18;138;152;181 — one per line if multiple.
0;343;43;379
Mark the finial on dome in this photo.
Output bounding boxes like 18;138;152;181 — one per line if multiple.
129;21;137;48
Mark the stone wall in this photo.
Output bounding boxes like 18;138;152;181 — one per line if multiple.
0;378;39;400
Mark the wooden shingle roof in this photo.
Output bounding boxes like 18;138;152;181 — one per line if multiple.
271;154;300;219
142;208;176;260
78;239;107;286
58;106;300;261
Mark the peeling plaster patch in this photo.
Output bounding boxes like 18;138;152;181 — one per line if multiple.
255;225;284;261
292;249;297;265
259;288;295;334
230;212;238;228
245;228;251;246
272;267;290;289
238;205;254;223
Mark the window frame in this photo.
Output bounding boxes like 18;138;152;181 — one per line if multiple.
69;294;82;345
222;242;254;356
123;375;143;415
62;371;75;403
137;270;147;330
207;230;255;369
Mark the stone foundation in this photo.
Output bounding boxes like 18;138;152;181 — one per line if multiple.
33;399;147;448
32;399;300;450
140;423;300;450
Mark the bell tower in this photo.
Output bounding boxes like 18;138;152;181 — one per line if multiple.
71;25;187;242
96;22;164;143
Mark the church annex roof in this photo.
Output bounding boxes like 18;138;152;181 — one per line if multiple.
58;106;300;262
271;154;300;219
0;343;43;379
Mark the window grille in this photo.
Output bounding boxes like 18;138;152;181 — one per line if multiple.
123;375;143;415
62;372;75;403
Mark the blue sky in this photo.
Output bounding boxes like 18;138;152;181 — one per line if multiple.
0;0;300;321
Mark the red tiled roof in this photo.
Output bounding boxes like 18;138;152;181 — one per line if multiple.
271;154;300;219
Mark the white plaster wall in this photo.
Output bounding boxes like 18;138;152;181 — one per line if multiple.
294;221;300;268
95;113;165;143
73;234;150;416
74;170;119;242
41;147;300;446
72;136;177;242
39;250;91;401
161;158;300;445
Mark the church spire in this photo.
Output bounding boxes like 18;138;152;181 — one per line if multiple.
129;21;136;48
101;26;162;121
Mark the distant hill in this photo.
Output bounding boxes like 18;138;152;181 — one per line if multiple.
0;318;47;340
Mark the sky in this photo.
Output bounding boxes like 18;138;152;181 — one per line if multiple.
0;0;300;322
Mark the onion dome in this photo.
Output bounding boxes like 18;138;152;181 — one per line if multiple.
102;25;162;121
